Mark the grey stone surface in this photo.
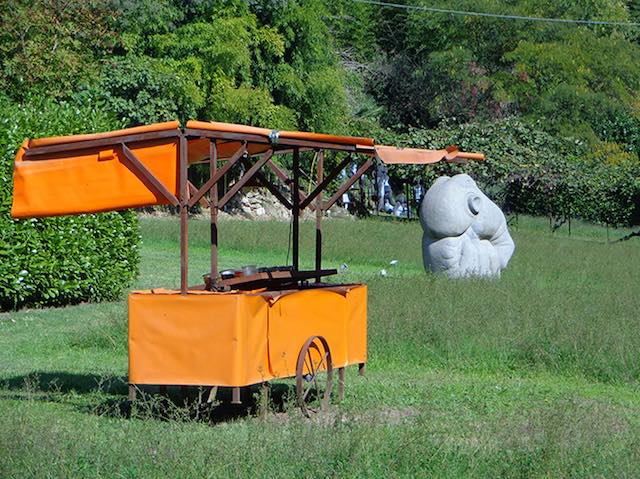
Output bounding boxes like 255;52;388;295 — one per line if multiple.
419;174;515;278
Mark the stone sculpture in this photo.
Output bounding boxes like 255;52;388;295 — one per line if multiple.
419;174;515;278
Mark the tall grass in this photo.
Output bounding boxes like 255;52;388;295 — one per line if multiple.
1;215;639;478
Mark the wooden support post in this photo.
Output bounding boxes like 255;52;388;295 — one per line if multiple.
324;159;373;211
315;150;324;282
292;148;300;271
231;387;241;405
217;151;273;209
210;140;218;281
179;135;188;294
358;363;366;376
359;167;366;216
128;384;136;401
338;367;345;402
207;386;218;404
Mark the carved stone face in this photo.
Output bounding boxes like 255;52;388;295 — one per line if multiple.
419;174;515;278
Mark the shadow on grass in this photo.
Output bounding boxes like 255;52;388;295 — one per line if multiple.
2;371;298;424
3;371;128;395
95;383;298;424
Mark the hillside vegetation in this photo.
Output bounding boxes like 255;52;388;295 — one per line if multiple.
1;0;639;222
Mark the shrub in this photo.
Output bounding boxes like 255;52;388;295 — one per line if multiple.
0;96;140;311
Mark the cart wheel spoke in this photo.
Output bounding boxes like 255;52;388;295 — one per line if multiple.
303;382;315;401
312;352;328;395
296;336;333;417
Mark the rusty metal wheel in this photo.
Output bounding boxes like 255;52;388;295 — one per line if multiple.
295;335;333;417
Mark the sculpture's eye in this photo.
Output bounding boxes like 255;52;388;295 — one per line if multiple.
467;194;481;215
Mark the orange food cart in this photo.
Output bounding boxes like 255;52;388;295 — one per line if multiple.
11;120;483;415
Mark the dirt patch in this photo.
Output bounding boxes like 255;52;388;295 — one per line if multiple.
266;406;419;426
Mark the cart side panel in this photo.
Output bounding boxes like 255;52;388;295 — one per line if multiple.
128;291;271;387
345;284;368;364
267;289;349;377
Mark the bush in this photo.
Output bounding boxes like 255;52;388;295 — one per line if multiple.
0;96;140;311
380;117;640;227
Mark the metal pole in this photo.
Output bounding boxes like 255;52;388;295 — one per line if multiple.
359;166;366;216
315;150;324;282
292;148;300;271
231;386;241;405
210;140;218;282
179;135;188;294
405;182;411;219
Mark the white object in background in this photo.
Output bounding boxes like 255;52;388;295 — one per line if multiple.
419;174;515;278
342;193;350;209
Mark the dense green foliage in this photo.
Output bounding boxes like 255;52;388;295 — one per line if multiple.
1;0;350;133
0;97;139;311
3;0;637;225
1;217;639;476
334;0;640;134
330;0;640;225
379;118;640;226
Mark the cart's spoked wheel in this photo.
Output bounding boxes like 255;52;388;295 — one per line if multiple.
296;335;333;417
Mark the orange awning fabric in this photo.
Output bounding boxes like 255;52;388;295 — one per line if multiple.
28;121;181;148
11;121;182;219
186;120;376;148
11;119;484;219
187;137;271;163
375;145;486;164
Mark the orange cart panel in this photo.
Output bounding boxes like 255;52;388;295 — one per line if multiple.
345;285;368;365
267;285;367;377
128;285;367;387
268;289;348;377
128;291;272;387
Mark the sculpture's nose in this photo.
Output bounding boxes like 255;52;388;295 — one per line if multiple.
467;194;481;215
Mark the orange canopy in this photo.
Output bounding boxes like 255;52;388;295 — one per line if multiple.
11;121;182;219
28;121;181;148
186;120;375;148
11;120;484;219
375;145;485;164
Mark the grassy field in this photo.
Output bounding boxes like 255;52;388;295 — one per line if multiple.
1;215;639;478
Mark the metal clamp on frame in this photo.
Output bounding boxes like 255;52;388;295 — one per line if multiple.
269;130;280;147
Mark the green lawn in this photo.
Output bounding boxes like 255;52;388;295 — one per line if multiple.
1;216;639;478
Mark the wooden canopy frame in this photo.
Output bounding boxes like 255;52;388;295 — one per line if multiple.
11;120;484;293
